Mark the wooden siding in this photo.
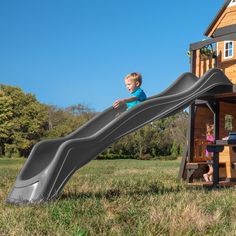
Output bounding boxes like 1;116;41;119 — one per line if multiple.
213;5;236;82
193;5;236;82
194;105;213;140
219;146;236;178
219;102;236;138
208;5;236;37
193;102;236;159
193;50;215;77
192;102;236;178
216;41;236;83
193;45;236;82
194;102;236;144
193;105;213;161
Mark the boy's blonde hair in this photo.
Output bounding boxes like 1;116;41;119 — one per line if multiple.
125;72;142;86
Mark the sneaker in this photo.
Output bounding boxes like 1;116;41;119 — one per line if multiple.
203;173;209;182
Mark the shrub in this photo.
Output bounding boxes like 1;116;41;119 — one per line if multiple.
155;155;178;161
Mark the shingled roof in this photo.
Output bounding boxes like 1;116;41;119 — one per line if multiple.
204;0;231;37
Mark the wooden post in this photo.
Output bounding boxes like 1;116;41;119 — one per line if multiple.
188;49;196;162
178;49;196;180
214;101;220;140
188;103;195;162
213;101;220;185
191;50;196;75
178;104;195;179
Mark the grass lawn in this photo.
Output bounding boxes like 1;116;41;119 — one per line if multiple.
1;158;236;235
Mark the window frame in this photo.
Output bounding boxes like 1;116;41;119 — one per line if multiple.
225;114;233;131
224;41;234;59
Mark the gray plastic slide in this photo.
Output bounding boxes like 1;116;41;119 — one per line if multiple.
6;68;233;204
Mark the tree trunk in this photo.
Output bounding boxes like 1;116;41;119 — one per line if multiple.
139;143;143;159
0;144;3;157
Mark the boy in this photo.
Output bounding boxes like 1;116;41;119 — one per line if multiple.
113;72;147;110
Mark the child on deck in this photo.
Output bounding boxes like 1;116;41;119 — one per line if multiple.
203;123;214;182
113;72;147;110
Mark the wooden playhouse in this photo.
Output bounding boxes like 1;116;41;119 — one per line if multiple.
180;0;236;186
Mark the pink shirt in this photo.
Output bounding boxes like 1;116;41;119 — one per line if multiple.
206;134;214;143
206;134;214;156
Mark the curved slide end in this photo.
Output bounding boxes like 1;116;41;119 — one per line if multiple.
6;182;42;205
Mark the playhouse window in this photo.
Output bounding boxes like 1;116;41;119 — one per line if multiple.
224;41;234;59
225;114;233;131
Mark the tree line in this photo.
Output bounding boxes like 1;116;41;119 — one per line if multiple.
0;84;188;159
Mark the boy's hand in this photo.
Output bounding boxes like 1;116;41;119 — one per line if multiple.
113;100;124;109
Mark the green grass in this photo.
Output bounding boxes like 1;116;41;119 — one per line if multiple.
1;158;236;235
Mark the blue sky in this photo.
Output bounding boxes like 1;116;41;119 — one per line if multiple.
0;0;223;111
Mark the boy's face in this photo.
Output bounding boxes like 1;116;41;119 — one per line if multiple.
125;78;140;93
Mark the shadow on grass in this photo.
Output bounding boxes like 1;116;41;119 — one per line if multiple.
59;181;232;201
59;184;184;201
